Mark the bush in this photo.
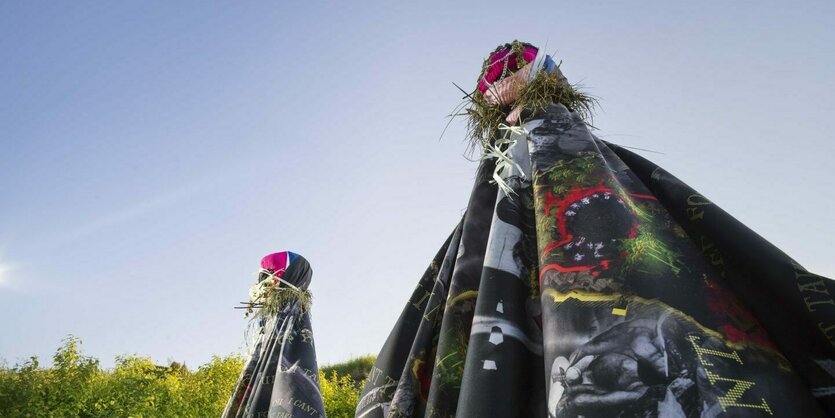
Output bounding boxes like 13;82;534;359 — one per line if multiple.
320;356;376;383
319;371;360;418
0;336;374;418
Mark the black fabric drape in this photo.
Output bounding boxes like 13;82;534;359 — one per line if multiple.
224;256;325;418
356;104;834;417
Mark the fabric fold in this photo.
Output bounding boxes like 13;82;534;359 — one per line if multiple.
357;102;834;417
224;253;325;418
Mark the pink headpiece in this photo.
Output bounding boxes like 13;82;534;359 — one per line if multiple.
477;43;538;94
260;251;292;279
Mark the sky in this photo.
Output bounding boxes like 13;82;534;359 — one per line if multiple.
1;1;834;368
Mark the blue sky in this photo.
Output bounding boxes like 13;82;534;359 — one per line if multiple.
1;1;833;367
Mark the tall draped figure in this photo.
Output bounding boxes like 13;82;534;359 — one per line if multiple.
224;251;325;418
355;41;835;418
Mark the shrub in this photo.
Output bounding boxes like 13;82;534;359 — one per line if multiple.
0;336;374;417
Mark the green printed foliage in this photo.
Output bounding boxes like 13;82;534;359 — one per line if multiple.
0;337;373;418
540;152;602;194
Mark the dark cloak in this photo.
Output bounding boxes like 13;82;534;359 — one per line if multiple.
224;255;326;418
356;104;835;418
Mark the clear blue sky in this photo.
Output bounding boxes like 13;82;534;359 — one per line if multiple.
2;1;833;368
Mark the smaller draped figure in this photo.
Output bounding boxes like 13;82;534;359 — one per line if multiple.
223;251;326;418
